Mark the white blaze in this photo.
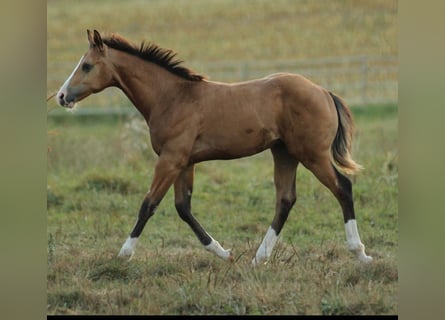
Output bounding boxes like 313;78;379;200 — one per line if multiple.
57;56;84;107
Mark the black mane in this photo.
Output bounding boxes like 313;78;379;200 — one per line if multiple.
102;33;204;81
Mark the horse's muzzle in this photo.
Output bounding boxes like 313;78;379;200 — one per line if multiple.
58;92;76;108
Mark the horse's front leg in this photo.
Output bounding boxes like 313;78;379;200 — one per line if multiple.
118;153;184;258
174;164;233;261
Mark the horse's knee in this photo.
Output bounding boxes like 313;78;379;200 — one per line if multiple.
129;197;159;238
287;193;297;207
139;198;157;221
280;196;296;213
175;200;191;222
271;195;296;235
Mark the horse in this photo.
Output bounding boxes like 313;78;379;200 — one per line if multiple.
57;30;372;265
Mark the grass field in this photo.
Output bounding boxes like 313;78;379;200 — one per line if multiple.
47;105;398;315
47;0;397;315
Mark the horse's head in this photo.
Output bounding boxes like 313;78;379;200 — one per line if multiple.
57;30;114;108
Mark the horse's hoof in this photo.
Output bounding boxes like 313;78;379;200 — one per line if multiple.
118;247;134;259
359;255;373;263
118;237;138;259
251;257;267;267
227;250;234;262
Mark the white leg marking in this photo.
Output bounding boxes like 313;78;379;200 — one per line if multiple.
345;219;373;262
252;226;279;266
205;238;233;261
118;236;139;258
57;56;84;108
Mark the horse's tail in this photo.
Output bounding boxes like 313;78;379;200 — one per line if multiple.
329;91;363;175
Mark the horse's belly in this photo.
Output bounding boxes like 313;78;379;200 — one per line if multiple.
189;127;279;163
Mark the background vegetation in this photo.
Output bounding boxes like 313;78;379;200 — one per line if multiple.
47;0;398;315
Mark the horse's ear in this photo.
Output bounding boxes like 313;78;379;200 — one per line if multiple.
87;29;94;45
93;30;105;52
87;29;105;52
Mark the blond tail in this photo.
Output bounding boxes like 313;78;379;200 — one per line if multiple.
329;91;363;175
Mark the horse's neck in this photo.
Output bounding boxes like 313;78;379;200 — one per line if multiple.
109;49;180;121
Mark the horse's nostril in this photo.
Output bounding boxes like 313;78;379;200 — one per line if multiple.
58;93;66;106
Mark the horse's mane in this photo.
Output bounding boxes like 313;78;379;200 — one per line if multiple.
102;33;205;81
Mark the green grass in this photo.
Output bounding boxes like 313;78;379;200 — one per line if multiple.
47;105;397;315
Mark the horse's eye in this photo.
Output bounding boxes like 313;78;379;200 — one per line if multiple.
82;63;93;73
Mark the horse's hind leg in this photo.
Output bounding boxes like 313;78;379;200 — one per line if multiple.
252;143;298;266
174;165;233;261
303;156;372;262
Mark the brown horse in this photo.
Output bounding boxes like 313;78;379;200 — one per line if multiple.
57;30;372;265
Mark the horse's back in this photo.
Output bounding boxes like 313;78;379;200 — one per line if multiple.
191;73;338;163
